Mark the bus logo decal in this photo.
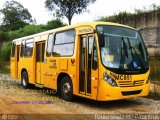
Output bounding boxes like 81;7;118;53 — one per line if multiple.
71;59;75;65
133;81;136;86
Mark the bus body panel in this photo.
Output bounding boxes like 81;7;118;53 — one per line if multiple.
20;58;34;83
10;22;150;101
97;63;150;101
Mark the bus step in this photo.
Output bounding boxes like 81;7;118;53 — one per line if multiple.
35;84;43;88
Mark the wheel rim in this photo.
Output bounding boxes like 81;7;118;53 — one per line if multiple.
22;76;26;86
63;82;71;96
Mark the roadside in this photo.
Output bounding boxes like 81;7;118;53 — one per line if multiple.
0;73;160;115
0;59;160;120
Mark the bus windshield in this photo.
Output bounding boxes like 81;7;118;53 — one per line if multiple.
97;25;148;70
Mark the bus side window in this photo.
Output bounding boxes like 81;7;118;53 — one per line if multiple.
20;40;25;57
46;34;54;57
11;42;16;57
24;38;34;57
92;39;98;70
53;29;75;56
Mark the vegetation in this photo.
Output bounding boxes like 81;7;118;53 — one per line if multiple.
0;31;9;49
45;0;96;25
0;45;10;73
149;54;160;81
0;61;10;74
0;60;10;74
147;93;160;100
0;19;65;73
0;1;65;63
0;0;34;31
0;19;65;62
8;19;65;41
98;4;160;22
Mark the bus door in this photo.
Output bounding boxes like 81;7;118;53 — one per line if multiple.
11;42;16;78
16;45;20;78
11;42;20;79
79;35;99;99
36;42;45;84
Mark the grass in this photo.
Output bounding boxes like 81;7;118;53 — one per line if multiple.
146;92;160;100
149;58;160;81
146;54;160;100
0;60;10;74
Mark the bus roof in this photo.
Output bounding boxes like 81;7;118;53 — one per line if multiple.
12;21;136;41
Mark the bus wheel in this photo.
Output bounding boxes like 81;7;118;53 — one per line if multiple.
21;71;30;89
60;76;73;101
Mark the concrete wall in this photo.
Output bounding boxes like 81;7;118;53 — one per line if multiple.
112;10;160;55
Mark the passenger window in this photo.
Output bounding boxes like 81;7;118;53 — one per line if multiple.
92;40;98;70
11;42;16;57
24;38;34;57
20;40;25;57
46;34;54;57
55;30;75;44
53;29;75;56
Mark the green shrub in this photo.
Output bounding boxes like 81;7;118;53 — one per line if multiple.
8;19;65;41
0;31;9;41
149;59;160;81
0;41;12;61
8;24;45;40
45;19;65;30
98;4;160;22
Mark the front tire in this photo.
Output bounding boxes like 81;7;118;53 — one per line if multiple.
60;76;73;101
21;71;30;89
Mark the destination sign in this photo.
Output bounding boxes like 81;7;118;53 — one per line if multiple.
77;26;94;34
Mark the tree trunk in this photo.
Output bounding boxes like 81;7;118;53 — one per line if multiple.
68;18;71;25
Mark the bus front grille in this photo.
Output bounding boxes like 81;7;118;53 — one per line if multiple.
121;90;142;96
118;80;145;87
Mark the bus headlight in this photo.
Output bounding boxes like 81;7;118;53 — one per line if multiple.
146;76;150;84
103;73;118;87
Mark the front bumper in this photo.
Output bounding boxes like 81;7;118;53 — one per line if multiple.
97;79;150;101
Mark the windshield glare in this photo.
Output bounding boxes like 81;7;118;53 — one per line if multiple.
97;26;148;69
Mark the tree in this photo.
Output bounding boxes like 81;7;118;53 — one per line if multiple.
45;19;65;30
0;0;34;31
8;19;65;41
45;0;96;25
0;31;8;49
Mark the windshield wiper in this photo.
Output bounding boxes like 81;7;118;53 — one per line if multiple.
119;37;128;69
127;37;144;68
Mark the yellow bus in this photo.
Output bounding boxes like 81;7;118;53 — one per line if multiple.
10;22;150;101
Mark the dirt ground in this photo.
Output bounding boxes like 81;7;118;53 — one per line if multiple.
0;74;160;120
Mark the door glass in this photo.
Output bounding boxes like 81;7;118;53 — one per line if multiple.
92;40;98;70
79;37;86;92
36;44;41;62
17;46;20;62
87;36;93;94
11;42;16;57
42;43;45;62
